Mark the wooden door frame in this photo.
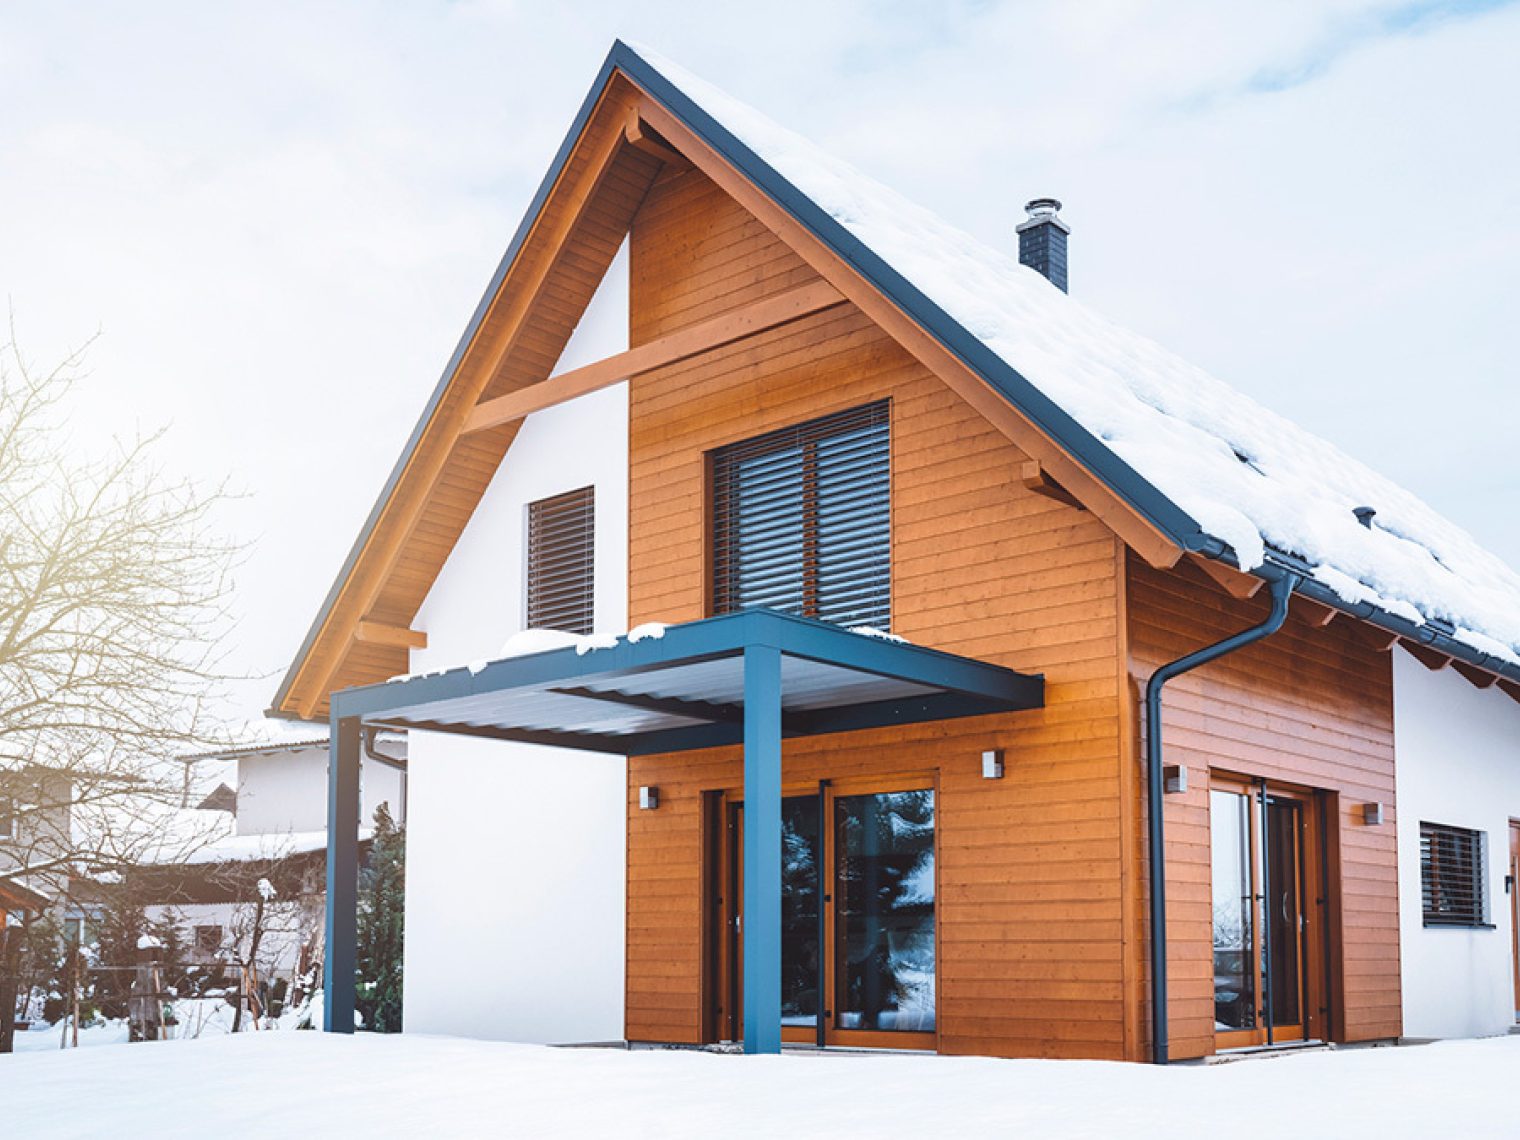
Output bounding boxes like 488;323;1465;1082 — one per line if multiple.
711;771;940;1051
1208;771;1329;1051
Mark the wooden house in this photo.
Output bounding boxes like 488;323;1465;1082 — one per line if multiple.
271;43;1520;1062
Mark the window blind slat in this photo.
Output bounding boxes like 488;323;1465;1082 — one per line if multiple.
527;486;595;636
712;401;890;629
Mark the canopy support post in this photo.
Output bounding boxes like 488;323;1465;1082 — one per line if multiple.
742;643;783;1055
324;714;362;1032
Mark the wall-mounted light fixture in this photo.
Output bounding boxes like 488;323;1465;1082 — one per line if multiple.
981;750;1004;780
1163;765;1188;795
1362;802;1383;826
639;786;659;810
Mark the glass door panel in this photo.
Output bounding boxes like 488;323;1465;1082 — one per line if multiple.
1211;790;1256;1035
780;796;822;1028
834;789;936;1035
1264;798;1303;1033
1210;780;1318;1051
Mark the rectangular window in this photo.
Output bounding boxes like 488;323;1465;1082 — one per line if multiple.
194;924;224;955
526;487;596;635
711;401;890;628
0;801;12;841
1421;821;1488;927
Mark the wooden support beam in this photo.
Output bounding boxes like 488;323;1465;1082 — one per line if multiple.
1451;660;1500;689
354;621;428;650
624;110;688;167
1187;553;1263;600
1365;628;1400;652
464;280;846;434
1499;678;1520;705
1295;597;1338;628
1400;639;1452;671
1020;460;1085;511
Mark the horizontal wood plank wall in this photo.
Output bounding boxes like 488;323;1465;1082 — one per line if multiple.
624;167;1134;1059
1126;554;1401;1058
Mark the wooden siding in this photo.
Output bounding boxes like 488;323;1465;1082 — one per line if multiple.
1126;554;1402;1059
624;167;1138;1059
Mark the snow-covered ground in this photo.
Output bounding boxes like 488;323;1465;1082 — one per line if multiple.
5;1032;1520;1138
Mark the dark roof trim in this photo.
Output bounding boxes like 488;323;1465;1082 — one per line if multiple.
1208;545;1520;685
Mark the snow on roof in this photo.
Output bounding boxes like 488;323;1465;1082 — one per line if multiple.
626;45;1520;668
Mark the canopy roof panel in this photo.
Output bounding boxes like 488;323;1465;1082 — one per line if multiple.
332;610;1043;756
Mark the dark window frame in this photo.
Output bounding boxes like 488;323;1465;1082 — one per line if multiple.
526;486;596;636
710;401;891;630
1420;820;1490;928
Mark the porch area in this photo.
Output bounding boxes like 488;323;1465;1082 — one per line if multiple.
321;609;1043;1053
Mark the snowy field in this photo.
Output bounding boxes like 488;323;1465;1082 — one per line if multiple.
5;1033;1520;1139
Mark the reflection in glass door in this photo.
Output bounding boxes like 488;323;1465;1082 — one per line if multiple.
1211;779;1320;1050
721;779;936;1049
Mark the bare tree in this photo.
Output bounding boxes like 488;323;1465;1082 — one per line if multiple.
0;332;242;1043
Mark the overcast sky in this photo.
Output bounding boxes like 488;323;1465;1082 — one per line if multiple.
3;1;1517;731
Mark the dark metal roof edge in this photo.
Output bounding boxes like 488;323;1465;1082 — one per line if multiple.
271;46;630;716
332;608;1041;720
1202;545;1520;686
612;42;1210;553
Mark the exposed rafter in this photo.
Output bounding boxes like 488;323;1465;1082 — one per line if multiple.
1020;460;1085;511
1400;640;1452;671
354;621;428;650
1188;552;1263;600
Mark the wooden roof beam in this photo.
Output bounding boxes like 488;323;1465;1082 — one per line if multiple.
355;621;428;651
1295;596;1338;627
1499;678;1520;705
1451;660;1499;689
1188;553;1263;600
464;280;845;435
1400;639;1452;671
624;109;688;168
1020;460;1085;510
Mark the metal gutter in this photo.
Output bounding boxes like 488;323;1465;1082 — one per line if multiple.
1145;572;1299;1065
1207;546;1520;686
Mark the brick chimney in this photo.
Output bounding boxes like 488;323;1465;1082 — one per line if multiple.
1017;198;1070;293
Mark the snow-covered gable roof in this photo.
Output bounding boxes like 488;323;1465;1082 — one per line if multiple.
623;43;1520;674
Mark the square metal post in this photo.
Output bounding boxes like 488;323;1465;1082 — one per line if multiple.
742;643;782;1055
323;714;362;1032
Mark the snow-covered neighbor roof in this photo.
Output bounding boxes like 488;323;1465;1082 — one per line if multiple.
625;44;1520;670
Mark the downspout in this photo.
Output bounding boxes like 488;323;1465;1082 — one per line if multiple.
1145;570;1299;1064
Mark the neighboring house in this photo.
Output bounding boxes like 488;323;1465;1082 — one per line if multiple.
139;737;405;980
271;43;1520;1062
0;765;76;909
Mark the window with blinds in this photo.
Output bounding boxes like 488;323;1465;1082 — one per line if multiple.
711;401;890;629
1420;821;1487;927
526;486;595;635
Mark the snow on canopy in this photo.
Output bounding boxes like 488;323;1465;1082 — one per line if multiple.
625;44;1520;668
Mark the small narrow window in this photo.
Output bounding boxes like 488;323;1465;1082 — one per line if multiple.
527;487;596;635
0;801;13;841
711;401;891;628
1420;821;1488;927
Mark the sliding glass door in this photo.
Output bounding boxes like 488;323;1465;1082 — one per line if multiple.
1210;778;1323;1050
719;777;936;1049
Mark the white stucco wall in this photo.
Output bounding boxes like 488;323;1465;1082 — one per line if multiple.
1394;648;1520;1039
236;746;405;837
401;243;629;1045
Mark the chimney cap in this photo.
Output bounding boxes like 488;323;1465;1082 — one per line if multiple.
1017;197;1070;234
